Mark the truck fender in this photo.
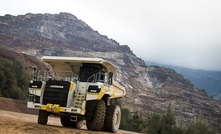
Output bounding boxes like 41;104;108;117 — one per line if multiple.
86;100;97;112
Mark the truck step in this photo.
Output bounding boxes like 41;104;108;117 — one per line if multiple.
70;115;77;122
74;93;85;109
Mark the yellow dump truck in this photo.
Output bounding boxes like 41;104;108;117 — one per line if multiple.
27;56;126;133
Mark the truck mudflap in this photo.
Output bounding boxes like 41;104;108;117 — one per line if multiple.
27;102;86;115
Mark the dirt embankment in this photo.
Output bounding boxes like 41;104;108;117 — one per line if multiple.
0;97;38;114
0;97;138;134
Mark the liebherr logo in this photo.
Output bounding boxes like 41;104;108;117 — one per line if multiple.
50;85;64;88
90;90;97;93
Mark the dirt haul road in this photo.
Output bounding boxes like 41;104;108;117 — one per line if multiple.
0;110;138;134
0;97;139;134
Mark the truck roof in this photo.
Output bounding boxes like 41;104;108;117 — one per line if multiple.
41;56;117;76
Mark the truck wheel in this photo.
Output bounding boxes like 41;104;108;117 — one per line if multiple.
60;115;70;127
105;104;121;133
86;100;106;131
38;110;48;125
76;120;84;129
60;115;76;128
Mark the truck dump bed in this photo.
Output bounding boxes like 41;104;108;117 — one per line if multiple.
41;56;126;98
111;81;126;98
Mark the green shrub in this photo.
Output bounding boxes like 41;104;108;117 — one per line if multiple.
186;115;217;134
146;104;217;134
0;56;29;100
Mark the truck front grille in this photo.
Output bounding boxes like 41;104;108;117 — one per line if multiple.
43;80;70;107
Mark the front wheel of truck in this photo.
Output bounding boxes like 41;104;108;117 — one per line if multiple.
105;104;121;133
38;110;48;125
86;100;106;131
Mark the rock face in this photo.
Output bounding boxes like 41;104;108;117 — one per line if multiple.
0;13;220;131
0;13;130;53
147;62;221;100
147;66;221;126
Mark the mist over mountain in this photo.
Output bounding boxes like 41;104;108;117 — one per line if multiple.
0;12;220;131
146;61;221;100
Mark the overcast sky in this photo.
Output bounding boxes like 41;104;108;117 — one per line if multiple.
1;0;221;71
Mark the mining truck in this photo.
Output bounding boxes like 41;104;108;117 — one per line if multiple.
27;56;126;133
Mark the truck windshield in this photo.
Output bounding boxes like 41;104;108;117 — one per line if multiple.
79;63;105;83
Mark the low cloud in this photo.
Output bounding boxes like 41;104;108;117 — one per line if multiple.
1;0;221;71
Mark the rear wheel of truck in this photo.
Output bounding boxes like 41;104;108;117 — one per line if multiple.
38;110;48;125
86;100;106;131
75;119;84;129
105;104;121;133
60;115;76;128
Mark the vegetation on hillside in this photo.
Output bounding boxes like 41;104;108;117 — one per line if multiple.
0;56;29;100
120;103;217;133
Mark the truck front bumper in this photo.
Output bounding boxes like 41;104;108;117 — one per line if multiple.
27;102;85;115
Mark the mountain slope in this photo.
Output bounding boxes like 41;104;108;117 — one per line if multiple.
0;13;132;54
147;61;221;100
0;13;220;131
0;47;47;71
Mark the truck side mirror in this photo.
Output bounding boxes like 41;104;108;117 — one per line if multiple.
108;72;113;85
32;66;38;81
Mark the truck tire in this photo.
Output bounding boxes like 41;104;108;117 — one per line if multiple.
60;115;76;128
86;100;106;131
105;104;121;133
75;120;84;129
38;110;48;125
60;115;70;127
